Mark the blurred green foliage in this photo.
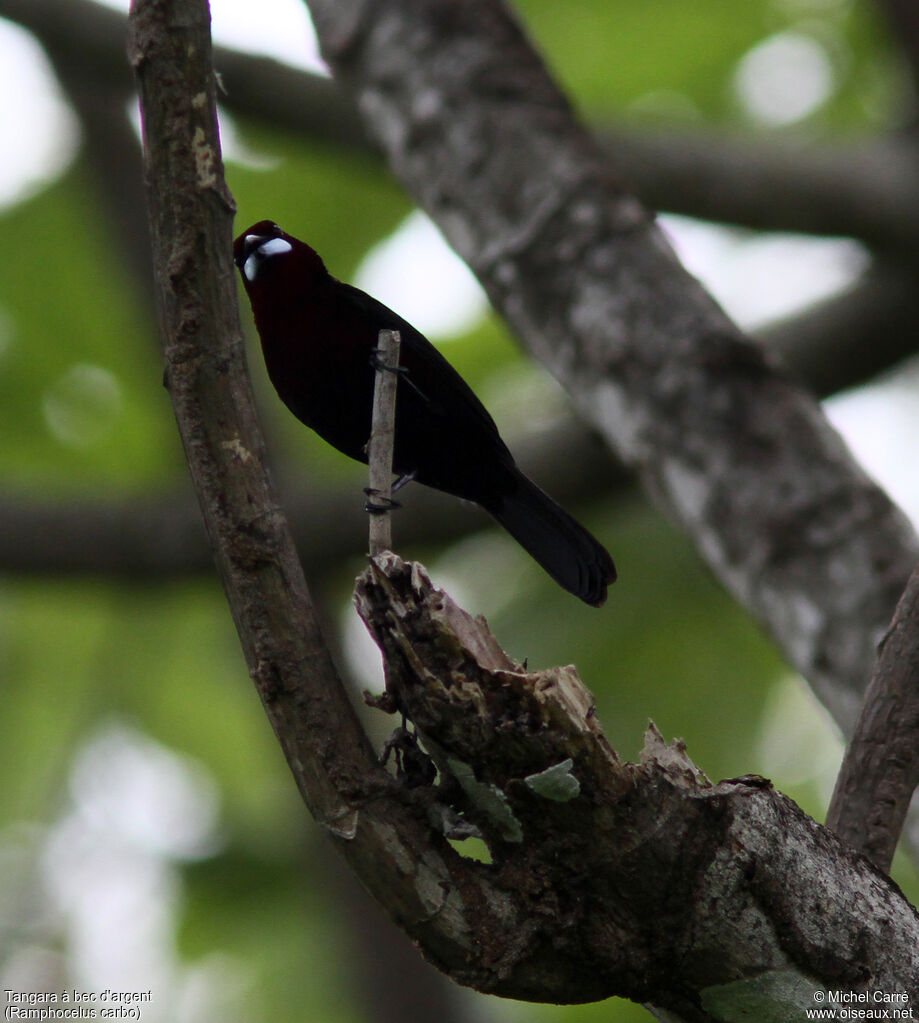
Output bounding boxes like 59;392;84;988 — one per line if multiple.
0;1;914;1022
519;0;894;130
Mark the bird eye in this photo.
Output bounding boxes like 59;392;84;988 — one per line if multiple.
243;236;293;282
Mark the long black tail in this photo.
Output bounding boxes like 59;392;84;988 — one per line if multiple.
487;472;616;606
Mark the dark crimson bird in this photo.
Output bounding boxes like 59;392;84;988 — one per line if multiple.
234;220;616;606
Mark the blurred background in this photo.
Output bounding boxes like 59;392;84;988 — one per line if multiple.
1;0;919;1020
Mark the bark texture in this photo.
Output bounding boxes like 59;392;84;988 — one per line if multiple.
355;554;919;1015
828;563;919;872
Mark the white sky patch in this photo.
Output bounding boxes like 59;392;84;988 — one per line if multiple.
90;0;326;73
341;605;385;696
660;214;868;331
354;210;489;340
36;724;240;1021
733;30;837;126
0;20;79;209
216;107;282;170
65;723;221;860
430;533;533;616
756;674;841;796
824;358;919;531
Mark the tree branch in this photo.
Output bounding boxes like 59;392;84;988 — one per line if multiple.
604;127;919;251
127;0;378;840
0;417;620;578
827;561;919;872
355;553;919;1013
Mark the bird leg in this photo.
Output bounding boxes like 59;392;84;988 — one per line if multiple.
392;471;416;494
368;349;429;403
363;488;402;514
364;473;414;513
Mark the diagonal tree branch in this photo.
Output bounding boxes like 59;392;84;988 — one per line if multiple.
827;561;919;872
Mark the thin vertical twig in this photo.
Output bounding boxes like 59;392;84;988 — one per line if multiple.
366;329;402;556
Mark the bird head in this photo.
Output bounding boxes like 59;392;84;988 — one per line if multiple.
233;221;326;289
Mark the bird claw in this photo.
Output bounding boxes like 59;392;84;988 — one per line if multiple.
363;487;402;514
369;348;406;377
368;349;428;402
363;472;415;512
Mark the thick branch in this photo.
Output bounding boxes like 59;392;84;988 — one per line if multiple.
305;0;919;738
355;554;919;1013
127;0;377;829
604;128;919;251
